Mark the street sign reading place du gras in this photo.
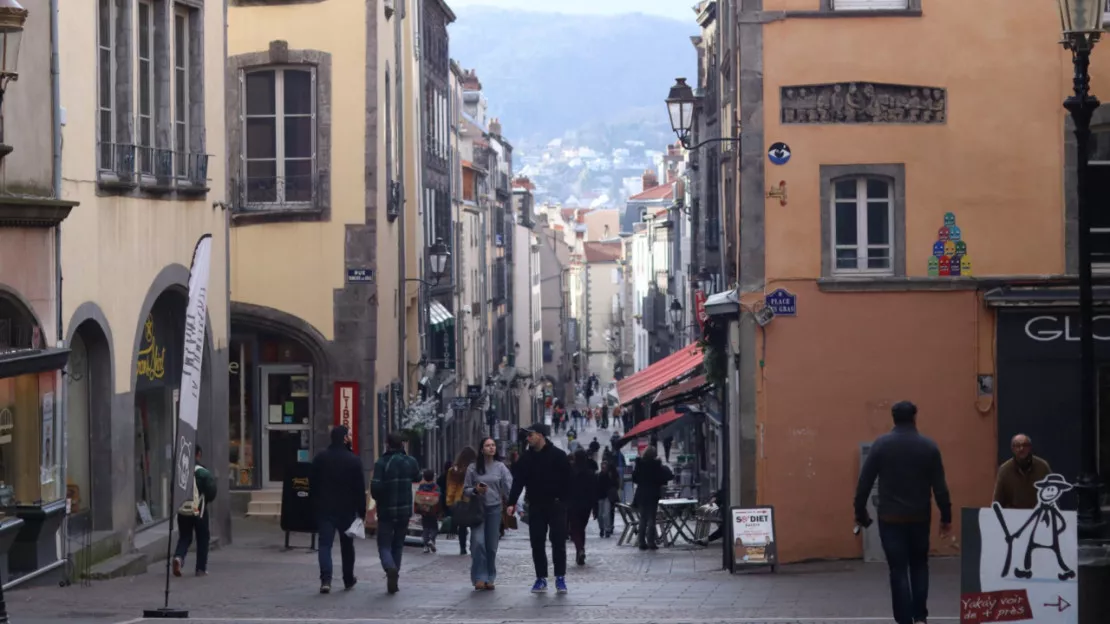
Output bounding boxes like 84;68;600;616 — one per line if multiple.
765;288;797;316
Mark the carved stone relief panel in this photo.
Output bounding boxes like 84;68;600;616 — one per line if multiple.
780;82;946;125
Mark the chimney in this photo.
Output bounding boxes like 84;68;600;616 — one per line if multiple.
642;169;659;190
489;117;502;136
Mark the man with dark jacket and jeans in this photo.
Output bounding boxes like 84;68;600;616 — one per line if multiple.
172;445;217;577
854;401;952;624
506;423;573;594
310;426;366;594
632;447;673;550
371;432;420;594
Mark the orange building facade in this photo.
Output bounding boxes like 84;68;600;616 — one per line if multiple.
712;0;1110;563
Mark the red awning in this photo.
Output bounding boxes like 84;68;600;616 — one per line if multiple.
616;345;704;406
653;374;709;404
620;410;682;442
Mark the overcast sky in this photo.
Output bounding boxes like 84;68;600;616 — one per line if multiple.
447;0;696;22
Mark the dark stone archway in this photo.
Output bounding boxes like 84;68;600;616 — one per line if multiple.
65;308;114;532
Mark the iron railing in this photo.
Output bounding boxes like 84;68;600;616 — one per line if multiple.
98;142;208;190
234;171;318;210
97;142;137;185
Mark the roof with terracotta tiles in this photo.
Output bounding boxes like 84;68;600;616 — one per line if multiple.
629;184;675;202
583;240;622;263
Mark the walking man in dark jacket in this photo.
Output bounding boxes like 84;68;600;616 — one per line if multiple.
506;423;573;594
854;401;952;624
172;445;217;577
310;426;366;594
632;447;673;550
371;432;420;594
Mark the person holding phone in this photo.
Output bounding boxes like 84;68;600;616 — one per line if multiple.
464;437;513;590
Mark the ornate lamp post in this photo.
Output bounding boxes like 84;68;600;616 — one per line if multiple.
0;0;27;155
665;77;740;151
1056;0;1105;540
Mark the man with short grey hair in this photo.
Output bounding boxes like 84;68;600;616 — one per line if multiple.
993;433;1051;510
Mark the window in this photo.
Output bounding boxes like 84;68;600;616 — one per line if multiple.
833;0;910;9
137;1;154;175
0;372;61;507
832;178;893;273
820;164;906;278
97;0;115;171
174;7;190;177
243;67;316;207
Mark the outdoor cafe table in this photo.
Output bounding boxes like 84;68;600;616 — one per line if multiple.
657;498;699;547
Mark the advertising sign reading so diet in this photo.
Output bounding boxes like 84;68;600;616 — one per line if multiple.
730;506;778;571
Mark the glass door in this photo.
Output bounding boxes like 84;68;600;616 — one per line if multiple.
260;365;312;487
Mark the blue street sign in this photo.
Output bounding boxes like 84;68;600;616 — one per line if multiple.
346;268;374;283
765;288;797;316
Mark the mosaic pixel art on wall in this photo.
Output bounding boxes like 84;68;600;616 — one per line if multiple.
928;212;971;277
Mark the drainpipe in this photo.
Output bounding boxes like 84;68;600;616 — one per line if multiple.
395;1;406;407
50;0;66;498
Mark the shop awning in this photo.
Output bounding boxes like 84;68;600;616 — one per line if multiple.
615;345;703;406
653;374;709;404
620;410;682;442
0;348;71;379
429;300;454;330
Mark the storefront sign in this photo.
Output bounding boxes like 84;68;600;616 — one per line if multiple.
730;506;778;570
452;397;470;410
376;390;389;455
764;289;797;316
346;268;375;284
333;381;359;453
1023;314;1110;342
960;482;1078;624
136;314;168;385
467;384;482;400
694;291;708;329
172;235;212;514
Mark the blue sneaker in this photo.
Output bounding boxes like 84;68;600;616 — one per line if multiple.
531;578;548;593
555;576;568;594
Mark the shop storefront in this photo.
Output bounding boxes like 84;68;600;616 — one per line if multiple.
0;292;70;583
133;293;184;527
992;299;1110;500
228;331;316;490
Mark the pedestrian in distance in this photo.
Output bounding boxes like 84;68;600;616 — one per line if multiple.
507;423;573;594
993;433;1052;510
371;431;421;594
568;449;599;565
601;404;610;430
609;431;621;455
854;400;952;624
663;435;674;463
309;426;367;594
632;446;673;551
588;437;601;458
465;437;514;590
415;469;442;553
596;459;620;538
172;445;217;578
435;460;451;525
446;447;477;555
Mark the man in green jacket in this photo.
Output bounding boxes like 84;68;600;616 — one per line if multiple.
371;432;420;594
173;445;217;576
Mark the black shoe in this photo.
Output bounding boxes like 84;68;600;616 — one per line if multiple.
638;544;648;551
320;583;331;594
386;568;400;594
344;577;357;590
576;552;586;566
648;544;659;551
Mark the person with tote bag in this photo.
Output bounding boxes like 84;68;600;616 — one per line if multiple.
463;437;513;590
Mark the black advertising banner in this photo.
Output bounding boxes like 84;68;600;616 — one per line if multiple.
280;462;316;534
172;235;212;513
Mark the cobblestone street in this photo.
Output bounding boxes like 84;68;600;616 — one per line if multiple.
7;512;961;624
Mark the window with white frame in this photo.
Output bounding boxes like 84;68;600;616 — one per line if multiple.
833;0;909;9
173;6;190;177
97;0;115;171
243;67;316;206
137;0;154;175
831;177;894;274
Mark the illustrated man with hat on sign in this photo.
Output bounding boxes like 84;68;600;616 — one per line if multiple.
992;473;1076;581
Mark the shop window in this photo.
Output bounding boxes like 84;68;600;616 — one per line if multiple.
228;339;256;488
259;333;311;363
0;372;61;506
133;301;183;526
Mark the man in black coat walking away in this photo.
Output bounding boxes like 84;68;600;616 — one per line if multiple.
507;423;573;594
854;401;952;624
310;426;366;594
632;447;673;550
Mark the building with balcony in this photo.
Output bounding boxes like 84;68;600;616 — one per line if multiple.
693;0;1110;562
59;0;230;552
224;0;402;509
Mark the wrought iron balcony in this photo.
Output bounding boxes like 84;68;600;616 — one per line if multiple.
97;142;137;188
233;169;323;212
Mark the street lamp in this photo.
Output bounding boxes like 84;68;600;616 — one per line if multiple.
0;0;27;149
1056;0;1105;540
665;77;740;151
428;237;451;285
696;267;715;296
669;298;684;328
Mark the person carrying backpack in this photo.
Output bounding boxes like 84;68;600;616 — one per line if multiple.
172;445;217;577
415;469;442;553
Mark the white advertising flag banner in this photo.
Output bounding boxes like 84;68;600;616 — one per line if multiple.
173;234;212;511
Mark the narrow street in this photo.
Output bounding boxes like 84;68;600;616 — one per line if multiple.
6;422;960;624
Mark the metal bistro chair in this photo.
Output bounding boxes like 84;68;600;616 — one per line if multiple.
615;503;640;546
693;504;722;544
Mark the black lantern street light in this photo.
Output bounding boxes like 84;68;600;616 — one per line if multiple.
669;298;684;328
406;237;452;368
1056;0;1105;540
0;0;27;151
696;267;715;296
666;77;741;151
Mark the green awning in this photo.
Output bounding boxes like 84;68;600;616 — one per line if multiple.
429;300;455;330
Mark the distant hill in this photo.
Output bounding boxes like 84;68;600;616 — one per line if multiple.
449;6;698;149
